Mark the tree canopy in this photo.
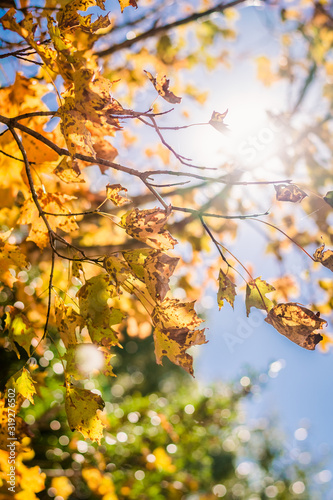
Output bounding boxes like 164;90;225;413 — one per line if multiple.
0;0;333;496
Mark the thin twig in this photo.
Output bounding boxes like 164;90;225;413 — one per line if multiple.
43;249;55;339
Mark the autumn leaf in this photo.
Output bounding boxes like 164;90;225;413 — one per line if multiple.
274;184;307;203
120;207;177;251
152;298;207;376
323;190;333;208
51;477;74;500
0;240;27;287
8;368;36;404
209;109;229;134
246;277;275;316
265;303;326;350
65;385;105;443
4;307;35;358
217;269;236;309
18;189;78;249
313;244;333;272
55;296;85;347
118;0;138;12
53;157;85;184
77;275;123;346
123;249;179;302
144;70;182;104
256;55;278;86
106;183;129;206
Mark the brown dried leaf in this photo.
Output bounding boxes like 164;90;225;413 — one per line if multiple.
217;269;236;309
313;244;333;272
144;71;181;104
265;302;326;350
274;184;307;203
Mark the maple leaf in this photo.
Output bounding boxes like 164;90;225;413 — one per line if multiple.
57;0;106;30
8;368;37;404
55;296;85;348
0;240;27;287
59;106;96;158
123;249;179;302
120;207;177;251
246;277;275;316
77;275;123;346
274;184;307;203
4;307;35;358
144;70;182;104
313;244;333;272
65;385;105;443
64;343;116;379
0;399;31;452
265;303;327;350
217;269;236;309
209;109;230;134
152;298;207;376
118;0;138;12
18;189;78;249
53;157;85;184
106;183;129;206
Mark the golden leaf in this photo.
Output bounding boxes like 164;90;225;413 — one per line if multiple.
106;183;129;206
8;368;36;404
152;298;207;376
118;0;138;13
265;303;327;350
65;385;105;443
120;207;177;251
246;277;275;316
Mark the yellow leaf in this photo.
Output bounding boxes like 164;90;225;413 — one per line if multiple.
120;207;177;251
152;447;176;472
77;275;123;346
246;277;275;316
118;0;138;13
265;303;327;350
106;184;129;206
18;189;78;249
65;385;105;443
217;269;236;309
53;157;85;184
51;477;74;500
152;298;207;376
55;296;85;348
8;368;36;404
82;467;118;499
4;307;35;358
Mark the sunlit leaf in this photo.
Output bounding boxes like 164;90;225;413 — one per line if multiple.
120;207;177;251
265;303;326;350
246;277;275;316
209;109;229;134
65;385;105;443
8;368;36;404
4;307;35;358
106;183;129;206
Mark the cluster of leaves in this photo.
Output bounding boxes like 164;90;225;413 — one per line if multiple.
0;333;329;500
0;0;332;463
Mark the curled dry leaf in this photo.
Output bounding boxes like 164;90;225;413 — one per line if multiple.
265;302;327;350
106;183;129;206
144;70;182;104
313;244;333;272
217;269;236;309
274;184;307;203
209;109;229;134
